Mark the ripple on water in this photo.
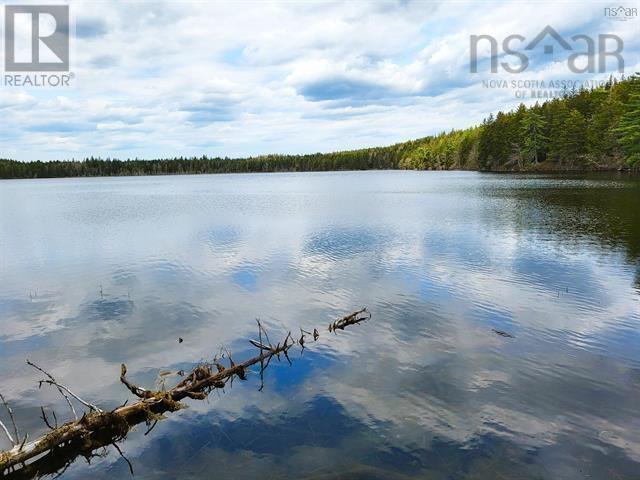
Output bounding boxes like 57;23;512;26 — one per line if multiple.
1;172;640;478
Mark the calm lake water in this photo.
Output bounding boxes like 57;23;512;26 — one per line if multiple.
1;171;639;479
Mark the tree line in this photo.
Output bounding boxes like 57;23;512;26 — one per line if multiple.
1;74;638;179
476;74;639;171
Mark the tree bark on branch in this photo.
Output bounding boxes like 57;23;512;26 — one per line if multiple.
0;309;370;479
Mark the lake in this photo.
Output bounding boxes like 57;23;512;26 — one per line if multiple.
1;171;639;479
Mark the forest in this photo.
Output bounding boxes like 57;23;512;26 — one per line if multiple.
1;74;638;179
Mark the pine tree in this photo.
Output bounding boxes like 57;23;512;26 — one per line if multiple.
520;109;548;164
547;101;569;165
614;74;640;165
560;109;588;166
587;92;624;161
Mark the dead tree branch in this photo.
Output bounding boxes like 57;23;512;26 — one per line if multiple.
37;381;102;413
39;408;55;431
0;309;370;478
111;442;134;476
0;421;13;447
328;307;370;333
0;393;18;446
25;361;78;420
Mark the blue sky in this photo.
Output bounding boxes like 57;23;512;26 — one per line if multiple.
0;0;639;161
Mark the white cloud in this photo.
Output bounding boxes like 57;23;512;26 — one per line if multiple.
0;0;638;160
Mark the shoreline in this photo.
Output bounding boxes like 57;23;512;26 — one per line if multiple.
1;166;638;182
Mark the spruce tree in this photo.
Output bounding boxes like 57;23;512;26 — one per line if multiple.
560;109;588;166
615;74;640;166
520;109;548;164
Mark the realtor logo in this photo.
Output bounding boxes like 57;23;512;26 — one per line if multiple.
4;5;69;72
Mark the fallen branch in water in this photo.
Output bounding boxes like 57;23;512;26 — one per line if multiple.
329;307;371;333
28;360;103;414
0;308;370;479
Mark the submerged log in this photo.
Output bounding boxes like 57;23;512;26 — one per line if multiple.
0;309;370;478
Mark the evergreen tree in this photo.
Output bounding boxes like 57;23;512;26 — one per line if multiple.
2;76;638;178
560;109;588;166
587;92;624;162
520;109;548;164
547;101;569;165
614;74;640;165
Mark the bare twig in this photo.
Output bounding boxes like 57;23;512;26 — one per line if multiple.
143;419;158;436
0;419;14;446
112;442;134;476
0;309;370;477
120;364;154;399
298;328;307;353
38;380;102;413
249;340;271;351
257;319;265;391
51;462;71;479
282;332;293;365
40;407;55;430
19;433;28;452
26;360;78;420
0;392;18;446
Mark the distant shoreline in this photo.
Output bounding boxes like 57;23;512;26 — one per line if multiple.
3;75;638;180
1;166;637;182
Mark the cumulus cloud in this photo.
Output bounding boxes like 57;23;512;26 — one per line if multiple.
0;0;638;160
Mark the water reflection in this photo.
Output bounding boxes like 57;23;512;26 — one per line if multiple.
1;171;639;479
